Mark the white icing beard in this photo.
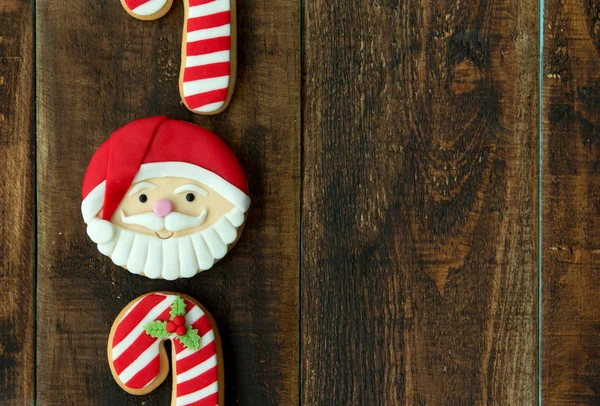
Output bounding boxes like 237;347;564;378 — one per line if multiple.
87;207;244;280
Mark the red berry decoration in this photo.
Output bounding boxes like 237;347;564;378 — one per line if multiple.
173;315;186;326
176;325;187;336
166;321;177;333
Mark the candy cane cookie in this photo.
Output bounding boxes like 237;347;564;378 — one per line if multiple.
119;0;236;115
108;292;224;405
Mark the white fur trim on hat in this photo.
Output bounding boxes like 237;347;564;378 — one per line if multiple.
81;162;250;223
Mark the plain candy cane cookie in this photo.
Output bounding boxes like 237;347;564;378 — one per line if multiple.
119;0;236;115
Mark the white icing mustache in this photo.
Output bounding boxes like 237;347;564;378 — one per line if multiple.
120;209;208;232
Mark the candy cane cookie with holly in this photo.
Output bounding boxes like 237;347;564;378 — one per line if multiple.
108;292;224;405
119;0;236;115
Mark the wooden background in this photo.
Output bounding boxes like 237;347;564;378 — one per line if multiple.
0;0;599;404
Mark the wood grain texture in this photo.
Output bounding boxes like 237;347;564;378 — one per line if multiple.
36;0;299;404
0;0;35;403
302;0;539;403
543;0;600;403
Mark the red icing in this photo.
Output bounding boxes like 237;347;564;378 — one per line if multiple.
126;355;161;389
123;0;151;10
185;89;230;111
186;36;230;56
177;366;218;396
194;314;213;337
187;11;230;31
166;321;177;333
174;315;186;326
114;306;172;375
186;393;219;406
176;341;217;374
82;117;248;221
189;0;215;6
183;62;230;82
176;325;187;336
104;116;168;221
112;293;167;346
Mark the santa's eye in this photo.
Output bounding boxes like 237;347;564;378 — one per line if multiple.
186;193;195;202
139;194;148;203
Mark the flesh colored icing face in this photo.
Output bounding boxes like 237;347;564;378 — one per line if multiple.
109;177;234;239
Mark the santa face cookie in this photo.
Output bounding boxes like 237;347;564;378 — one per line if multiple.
82;116;250;280
118;0;236;115
108;292;223;405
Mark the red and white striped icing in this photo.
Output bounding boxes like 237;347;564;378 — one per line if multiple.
124;0;170;16
110;293;220;405
120;0;233;114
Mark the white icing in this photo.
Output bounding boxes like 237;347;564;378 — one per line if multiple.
184;305;204;326
91;207;243;279
173;184;208;196
187;0;229;18
121;210;165;231
201;228;227;259
164;209;207;231
194;102;225;113
98;237;118;256
87;218;115;244
187;24;231;43
178;237;199;278
190;233;215;271
121;294;166;321
176;354;217;384
128;181;158;196
111;229;135;267
176;381;218;405
121;209;208;233
119;341;162;384
225;207;245;227
182;76;229;97
81;182;105;223
176;330;214;361
112;296;174;359
185;51;230;68
162;239;180;281
132;0;168;16
127;234;149;274
143;239;163;279
213;217;237;244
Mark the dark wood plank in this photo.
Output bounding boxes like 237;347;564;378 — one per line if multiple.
302;0;539;403
36;0;299;404
543;0;600;403
0;0;35;403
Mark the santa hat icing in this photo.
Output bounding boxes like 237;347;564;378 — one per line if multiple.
81;116;250;223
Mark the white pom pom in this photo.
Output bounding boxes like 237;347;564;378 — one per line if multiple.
87;218;115;244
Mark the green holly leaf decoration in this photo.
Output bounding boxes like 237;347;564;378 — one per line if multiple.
170;296;187;319
143;321;169;339
178;328;201;351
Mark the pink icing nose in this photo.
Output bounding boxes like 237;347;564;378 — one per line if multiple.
153;199;173;217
